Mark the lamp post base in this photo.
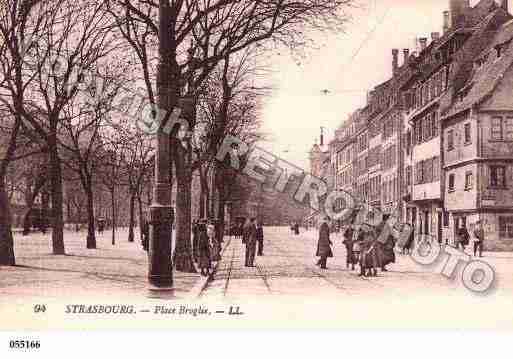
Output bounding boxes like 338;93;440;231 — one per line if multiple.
148;203;174;288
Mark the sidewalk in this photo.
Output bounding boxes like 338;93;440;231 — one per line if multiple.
0;228;203;301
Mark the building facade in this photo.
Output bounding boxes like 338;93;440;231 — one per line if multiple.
309;0;513;250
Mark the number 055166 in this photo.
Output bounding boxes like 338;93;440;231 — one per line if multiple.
9;340;40;350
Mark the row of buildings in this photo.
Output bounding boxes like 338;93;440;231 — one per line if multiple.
309;0;513;251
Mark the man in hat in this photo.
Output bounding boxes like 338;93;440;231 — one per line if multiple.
197;219;211;276
472;220;485;257
316;217;333;269
245;218;258;267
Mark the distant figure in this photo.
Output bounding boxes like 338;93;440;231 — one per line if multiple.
208;220;221;262
294;222;300;235
472;221;484;257
197;220;211;276
256;221;264;256
358;225;379;277
316;217;332;269
402;226;415;255
97;219;105;235
244;218;257;267
342;226;356;270
141;218;149;251
242;218;251;244
457;225;470;251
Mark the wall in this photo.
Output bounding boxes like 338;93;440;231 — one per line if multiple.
445;163;478;211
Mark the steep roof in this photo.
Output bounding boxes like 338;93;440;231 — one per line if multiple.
442;14;513;119
439;6;512;117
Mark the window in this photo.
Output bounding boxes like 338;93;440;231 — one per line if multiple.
433;157;440;181
406;166;412;186
490;166;506;187
424;115;432;140
448;173;455;192
432;113;438;137
443;211;449;227
447;130;454;151
499;217;513;239
422;159;431;184
464;123;471;144
491;117;503;140
506;118;513;141
417;121;423;143
465;171;473;190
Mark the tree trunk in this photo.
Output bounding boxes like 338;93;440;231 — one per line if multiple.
128;191;135;242
199;167;210;219
48;133;65;254
173;171;196;273
137;194;143;242
0;182;15;266
216;175;226;244
111;188;116;245
85;183;97;249
22;175;47;236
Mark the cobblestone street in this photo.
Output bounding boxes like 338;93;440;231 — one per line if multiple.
201;227;513;300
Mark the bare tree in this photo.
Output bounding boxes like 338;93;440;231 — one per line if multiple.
107;0;352;272
0;0;119;255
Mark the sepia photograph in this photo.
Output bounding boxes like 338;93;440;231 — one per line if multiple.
2;0;513;350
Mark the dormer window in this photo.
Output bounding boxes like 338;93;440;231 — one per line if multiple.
496;45;503;58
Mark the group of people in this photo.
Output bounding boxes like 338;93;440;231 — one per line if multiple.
290;222;300;235
192;219;223;276
316;215;397;277
241;218;264;267
455;220;485;257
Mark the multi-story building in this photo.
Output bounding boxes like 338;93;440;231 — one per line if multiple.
308;0;513;250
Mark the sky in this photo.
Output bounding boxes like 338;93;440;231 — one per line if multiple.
259;0;506;170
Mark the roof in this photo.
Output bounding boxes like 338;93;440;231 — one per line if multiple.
442;12;513;119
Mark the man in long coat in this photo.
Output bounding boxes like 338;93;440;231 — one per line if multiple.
197;220;211;276
256;221;264;256
316;217;332;269
245;218;258;267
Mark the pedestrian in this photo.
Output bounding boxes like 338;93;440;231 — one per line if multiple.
342;225;356;270
242;218;251;244
197;219;211;276
402;225;414;255
472;220;485;257
378;215;396;272
294;222;300;235
256;221;264;256
141;217;149;251
316;217;333;269
244;218;257;267
358;224;379;277
457;225;470;251
97;219;105;235
208;220;221;262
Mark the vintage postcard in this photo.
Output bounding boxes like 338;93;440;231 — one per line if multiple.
2;0;513;339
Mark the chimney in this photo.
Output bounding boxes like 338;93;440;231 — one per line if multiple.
450;0;470;29
443;11;450;33
392;49;399;74
431;32;440;42
403;49;410;65
502;0;509;13
419;37;428;51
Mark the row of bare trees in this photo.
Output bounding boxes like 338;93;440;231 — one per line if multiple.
0;0;353;268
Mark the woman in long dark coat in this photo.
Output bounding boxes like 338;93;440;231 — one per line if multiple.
197;221;211;276
316;218;332;269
